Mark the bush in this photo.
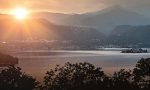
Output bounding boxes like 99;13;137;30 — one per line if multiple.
0;58;150;90
0;66;39;90
43;58;150;90
133;58;150;89
44;62;106;90
112;69;135;89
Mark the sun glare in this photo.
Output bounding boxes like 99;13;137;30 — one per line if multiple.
12;8;29;20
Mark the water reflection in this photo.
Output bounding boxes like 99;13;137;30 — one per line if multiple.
10;50;150;81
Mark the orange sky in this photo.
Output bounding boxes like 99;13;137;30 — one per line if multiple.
0;0;150;15
0;0;105;14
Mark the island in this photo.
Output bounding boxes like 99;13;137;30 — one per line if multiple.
121;48;148;53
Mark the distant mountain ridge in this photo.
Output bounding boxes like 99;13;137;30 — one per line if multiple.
32;5;150;35
109;25;150;47
1;10;150;48
0;14;105;45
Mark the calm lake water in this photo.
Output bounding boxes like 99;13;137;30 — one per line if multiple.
10;49;150;81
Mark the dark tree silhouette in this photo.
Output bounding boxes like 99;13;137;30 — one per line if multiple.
44;62;106;90
1;57;150;90
0;66;39;90
134;58;150;76
43;60;150;90
112;69;136;89
133;58;150;89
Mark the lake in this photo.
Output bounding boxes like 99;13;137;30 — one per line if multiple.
9;49;150;81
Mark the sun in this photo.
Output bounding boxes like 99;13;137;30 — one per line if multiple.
12;7;29;20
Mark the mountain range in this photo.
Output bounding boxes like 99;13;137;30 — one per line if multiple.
31;5;150;35
109;25;150;47
0;15;105;45
1;5;150;48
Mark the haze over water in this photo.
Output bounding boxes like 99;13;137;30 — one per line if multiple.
9;48;150;81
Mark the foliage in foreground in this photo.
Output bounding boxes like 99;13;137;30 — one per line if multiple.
44;58;150;90
0;66;39;90
0;58;150;90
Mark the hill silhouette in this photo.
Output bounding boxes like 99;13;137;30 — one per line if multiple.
109;25;150;47
0;14;105;44
32;5;150;35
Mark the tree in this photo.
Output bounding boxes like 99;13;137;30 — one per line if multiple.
111;69;135;89
0;66;39;90
44;62;106;90
133;58;150;89
133;58;150;77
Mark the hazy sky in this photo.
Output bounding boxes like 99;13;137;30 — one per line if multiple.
0;0;150;15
